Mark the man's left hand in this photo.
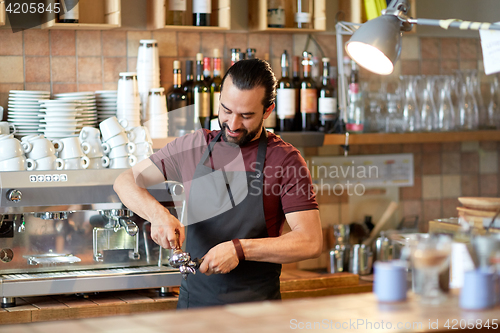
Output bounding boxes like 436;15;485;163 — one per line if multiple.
199;241;239;276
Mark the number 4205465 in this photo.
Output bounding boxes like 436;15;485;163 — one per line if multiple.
6;2;61;14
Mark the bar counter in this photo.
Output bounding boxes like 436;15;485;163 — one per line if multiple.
2;291;498;333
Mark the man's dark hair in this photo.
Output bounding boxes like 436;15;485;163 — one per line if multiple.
220;59;277;112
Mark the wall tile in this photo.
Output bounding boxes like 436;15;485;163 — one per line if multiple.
461;174;479;196
127;31;153;57
77;57;102;83
0;57;24;83
270;34;293;58
359;145;381;155
441;38;459;60
225;33;249;55
422;152;441;175
51;57;76;83
103;57;127;83
440;60;458;75
25;57;50;83
0;84;24;115
461;141;479;152
103;82;118;90
402;200;422;220
423;175;442;199
479;151;498;174
314;35;336;60
248;33;271;60
200;32;224;59
178;32;201;57
423;143;441;153
401;60;419;75
51;30;76;56
413;152;422;176
77;31;102;57
459;38;478;60
442;175;461;198
340;203;350;225
400;176;422;200
25;83;50;92
421;60;440;75
0;30;23;56
380;144;403;154
422;199;442;229
152;31;178;57
318;204;340;227
401;36;420;60
402;143;422;153
459;60;478;70
461;152;479;174
78;83;103;92
102;31;127;57
480;141;497;151
480;174;498;196
420;38;440;59
442;152;461;174
442;198;459;218
442;142;461;152
24;30;49;56
128;57;137;72
292;34;308;58
53;83;77;94
159;57;175;84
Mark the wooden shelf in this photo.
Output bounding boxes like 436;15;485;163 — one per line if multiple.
248;0;325;32
147;0;230;31
0;0;5;26
42;0;120;30
323;130;500;146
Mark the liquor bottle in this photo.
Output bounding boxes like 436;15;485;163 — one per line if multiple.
167;60;188;135
203;56;212;85
59;0;79;23
318;57;338;133
346;60;364;133
193;53;211;129
276;50;296;132
300;52;318;131
181;60;194;105
166;0;186;25
246;48;257;60
292;56;302;131
267;0;285;28
294;0;312;29
211;49;222;127
192;0;211;26
231;48;240;66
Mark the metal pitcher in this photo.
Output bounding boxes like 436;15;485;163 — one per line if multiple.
328;244;349;273
349;244;373;275
374;232;392;262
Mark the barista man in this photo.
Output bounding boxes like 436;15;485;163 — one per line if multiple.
114;59;322;308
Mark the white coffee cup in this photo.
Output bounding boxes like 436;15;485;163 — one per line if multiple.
99;116;128;141
63;156;90;170
0;136;30;161
103;131;130;148
83;140;110;158
59;137;90;160
23;135;62;160
0;155;35;171
33;155;65;171
109;155;137;169
135;142;153;156
88;156;110;169
79;127;101;142
108;142;136;159
0;122;16;135
129;126;152;144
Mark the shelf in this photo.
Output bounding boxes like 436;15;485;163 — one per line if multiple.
0;0;5;26
248;0;325;32
42;0;121;30
147;0;230;31
323;130;500;146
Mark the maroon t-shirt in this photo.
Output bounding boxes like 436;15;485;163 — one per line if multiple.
150;129;318;237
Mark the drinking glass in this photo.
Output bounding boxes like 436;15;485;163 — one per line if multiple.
410;234;452;305
455;71;479;130
487;74;500;129
436;76;455;131
419;76;437;132
401;75;420;132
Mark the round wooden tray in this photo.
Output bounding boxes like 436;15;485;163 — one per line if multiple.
458;197;500;212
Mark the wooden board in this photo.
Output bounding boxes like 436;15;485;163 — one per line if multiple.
42;0;121;29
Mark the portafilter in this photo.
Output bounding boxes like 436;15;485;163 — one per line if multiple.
168;230;203;279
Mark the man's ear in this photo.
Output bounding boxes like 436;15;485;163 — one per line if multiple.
263;103;275;119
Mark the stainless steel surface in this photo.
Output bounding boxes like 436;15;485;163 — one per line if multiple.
328;244;348;273
349;244;373;275
6;190;22;203
374;233;392;261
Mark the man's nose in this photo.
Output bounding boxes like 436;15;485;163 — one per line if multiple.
227;114;241;131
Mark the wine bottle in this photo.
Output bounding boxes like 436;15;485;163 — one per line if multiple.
192;0;211;27
211;49;222;129
193;53;211;130
203;56;212;85
294;0;312;29
318;57;338;133
167;60;189;135
346;60;364;133
276;50;296;132
166;0;186;25
247;48;257;60
300;52;318;131
181;60;194;105
231;48;240;66
59;0;79;23
292;56;302;131
267;0;285;28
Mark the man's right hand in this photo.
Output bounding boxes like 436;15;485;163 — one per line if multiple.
150;208;185;249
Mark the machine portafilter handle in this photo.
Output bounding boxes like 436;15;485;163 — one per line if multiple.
169;230;204;280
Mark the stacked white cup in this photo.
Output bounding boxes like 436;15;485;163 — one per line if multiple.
0;134;34;171
99;117;137;169
144;87;169;139
58;137;90;170
79;127;110;169
137;39;160;122
117;72;141;129
22;134;64;171
129;126;153;163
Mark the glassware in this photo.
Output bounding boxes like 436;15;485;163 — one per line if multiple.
267;0;285;28
419;76;437;132
192;0;211;27
487;74;500;129
469;70;487;128
401;75;420;132
410;234;452;305
455;71;479;130
166;0;186;25
346;60;364;133
294;0;312;29
436;76;455;131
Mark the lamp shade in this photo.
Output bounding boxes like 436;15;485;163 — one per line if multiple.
345;15;403;75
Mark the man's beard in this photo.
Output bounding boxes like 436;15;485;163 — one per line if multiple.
219;119;263;146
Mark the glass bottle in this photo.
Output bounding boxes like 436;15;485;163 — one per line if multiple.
167;60;188;136
318;57;338;133
230;48;240;66
246;48;257;60
456;73;479;130
401;75;420;132
166;0;186;25
487;75;500;129
294;0;312;29
300;52;318;131
436;77;455;131
420;76;437;132
267;0;285;28
192;0;211;26
203;56;212;85
210;48;222;129
193;53;211;130
276;50;296;132
59;0;79;23
181;60;194;105
346;60;364;133
292;55;302;131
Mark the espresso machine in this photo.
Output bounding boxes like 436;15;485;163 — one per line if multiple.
0;169;184;307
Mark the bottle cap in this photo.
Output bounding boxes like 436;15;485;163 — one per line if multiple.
173;60;180;70
322;57;330;62
213;48;220;58
280;50;289;68
196;53;203;61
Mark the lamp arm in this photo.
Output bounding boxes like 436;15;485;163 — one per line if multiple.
407;17;500;31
